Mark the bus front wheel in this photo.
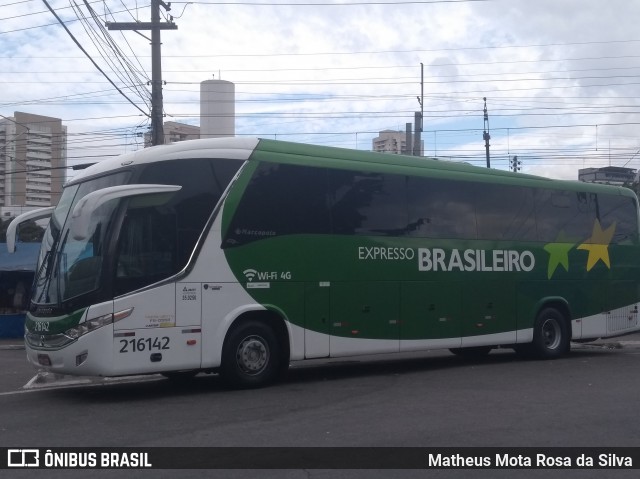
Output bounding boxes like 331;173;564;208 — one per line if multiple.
221;320;280;389
531;307;570;359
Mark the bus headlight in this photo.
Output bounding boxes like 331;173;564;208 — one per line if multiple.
66;313;113;339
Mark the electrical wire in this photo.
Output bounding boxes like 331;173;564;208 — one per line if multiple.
40;0;150;117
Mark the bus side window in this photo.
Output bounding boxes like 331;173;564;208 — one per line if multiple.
223;163;331;247
114;209;177;295
535;189;597;242
596;194;639;244
475;183;537;241
328;170;408;236
114;158;240;295
406;176;477;240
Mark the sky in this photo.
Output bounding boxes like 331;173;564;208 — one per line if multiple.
2;0;640;181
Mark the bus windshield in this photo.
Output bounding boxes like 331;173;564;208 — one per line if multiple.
33;172;130;307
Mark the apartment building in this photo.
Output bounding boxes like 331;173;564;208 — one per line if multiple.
144;121;201;147
372;129;423;155
0;112;67;217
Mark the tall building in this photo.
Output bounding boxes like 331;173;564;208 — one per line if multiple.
200;79;235;138
0;112;67;216
578;166;636;185
372;129;423;155
144;121;200;147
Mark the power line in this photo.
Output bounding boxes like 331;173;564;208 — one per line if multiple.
0;5;135;35
11;64;640;76
3;0;39;7
106;0;178;146
178;0;489;4
73;0;152;108
8;72;640;85
40;0;150;118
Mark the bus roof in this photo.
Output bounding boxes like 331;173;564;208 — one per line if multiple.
68;137;635;198
252;138;636;197
68;137;259;185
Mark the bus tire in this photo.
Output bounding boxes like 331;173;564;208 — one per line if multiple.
531;307;570;359
449;346;492;359
221;320;280;389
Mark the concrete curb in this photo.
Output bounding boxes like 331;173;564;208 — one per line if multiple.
23;371;163;390
575;340;640;350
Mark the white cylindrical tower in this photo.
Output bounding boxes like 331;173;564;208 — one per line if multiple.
200;79;235;138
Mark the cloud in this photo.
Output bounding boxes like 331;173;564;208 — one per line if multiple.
2;0;640;180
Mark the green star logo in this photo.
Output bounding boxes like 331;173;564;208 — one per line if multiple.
543;231;577;279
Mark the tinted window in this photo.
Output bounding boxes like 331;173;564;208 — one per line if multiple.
115;158;240;295
475;183;537;241
224;163;331;247
223;161;639;247
115;209;177;295
535;189;597;242
596;194;639;244
211;159;244;197
407;176;477;239
329;170;408;236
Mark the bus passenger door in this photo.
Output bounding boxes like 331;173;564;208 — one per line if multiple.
304;282;331;358
330;281;400;356
176;282;203;327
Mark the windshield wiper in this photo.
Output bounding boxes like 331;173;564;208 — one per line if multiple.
34;250;52;304
33;225;65;306
54;230;70;307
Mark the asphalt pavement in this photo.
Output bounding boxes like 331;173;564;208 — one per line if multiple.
4;332;640;351
2;332;640;393
0;338;24;350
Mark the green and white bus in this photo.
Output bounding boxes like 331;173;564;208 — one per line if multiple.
8;137;640;388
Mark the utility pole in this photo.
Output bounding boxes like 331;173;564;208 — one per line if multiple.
483;97;491;168
510;155;521;172
107;0;177;146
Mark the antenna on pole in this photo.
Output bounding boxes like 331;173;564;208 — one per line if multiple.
483;97;491;168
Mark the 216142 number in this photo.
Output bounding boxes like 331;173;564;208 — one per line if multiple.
119;337;170;353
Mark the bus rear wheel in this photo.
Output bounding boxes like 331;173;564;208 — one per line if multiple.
531;307;570;359
221;320;280;389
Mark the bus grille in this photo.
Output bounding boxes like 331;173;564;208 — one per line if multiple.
25;332;75;350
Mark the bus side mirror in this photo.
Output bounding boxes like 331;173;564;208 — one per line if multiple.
70;184;181;241
5;206;55;253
